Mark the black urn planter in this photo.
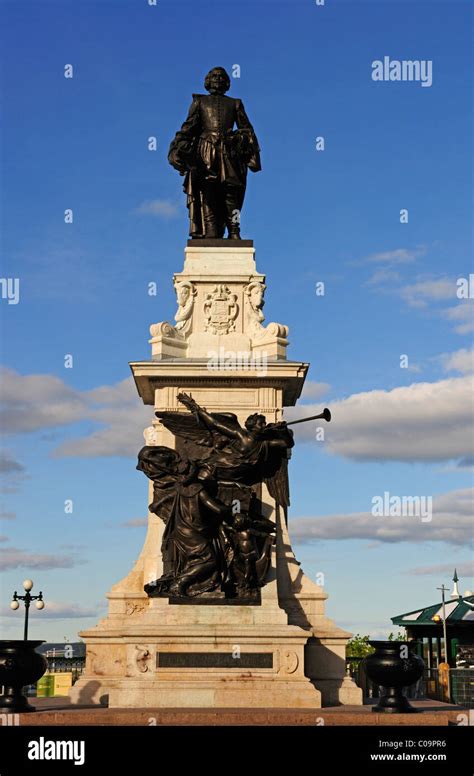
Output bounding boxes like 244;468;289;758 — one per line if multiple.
0;640;47;712
363;640;425;713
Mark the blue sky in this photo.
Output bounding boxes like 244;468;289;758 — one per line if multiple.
0;0;472;642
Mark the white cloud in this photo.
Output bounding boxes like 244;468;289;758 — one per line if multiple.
456;457;474;470
0;546;85;571
0;451;25;473
405;362;422;374
2;369;472;465
0;511;15;521
121;517;148;528
57;377;151;457
407;561;474;578
443;303;474;335
53;405;150;457
0;601;100;619
300;381;331;402
365;268;401;287
134;199;179;218
84;379;140;406
441;347;474;375
0;369;151;458
287;375;474;463
0;368;87;433
361;246;426;265
0;450;28;493
365;267;473;336
400;278;456;308
289;488;472;546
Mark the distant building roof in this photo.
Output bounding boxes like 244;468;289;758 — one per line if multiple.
392;595;474;627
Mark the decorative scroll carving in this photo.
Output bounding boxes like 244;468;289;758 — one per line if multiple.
134;646;151;673
281;650;299;674
149;321;182;339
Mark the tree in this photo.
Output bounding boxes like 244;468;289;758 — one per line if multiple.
388;631;405;641
346;634;374;659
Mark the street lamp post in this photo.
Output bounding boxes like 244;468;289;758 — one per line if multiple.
10;579;45;640
436;583;451;702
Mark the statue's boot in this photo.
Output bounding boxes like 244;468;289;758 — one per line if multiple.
224;183;244;240
201;184;223;238
227;225;241;239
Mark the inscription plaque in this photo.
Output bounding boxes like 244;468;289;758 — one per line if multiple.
157;652;273;669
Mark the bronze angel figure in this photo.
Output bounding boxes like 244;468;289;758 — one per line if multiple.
136;393;295;601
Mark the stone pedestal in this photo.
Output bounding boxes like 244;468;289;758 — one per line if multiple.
69;241;362;709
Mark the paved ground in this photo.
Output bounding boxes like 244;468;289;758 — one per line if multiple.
13;698;468;726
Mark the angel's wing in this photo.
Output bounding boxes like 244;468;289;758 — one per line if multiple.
155;409;240;444
264;453;290;509
155;410;211;443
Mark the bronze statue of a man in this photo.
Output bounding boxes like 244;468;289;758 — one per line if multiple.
168;67;261;240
